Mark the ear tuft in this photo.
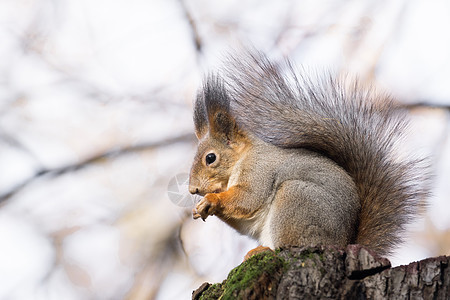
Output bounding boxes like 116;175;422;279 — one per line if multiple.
202;75;238;141
193;92;208;139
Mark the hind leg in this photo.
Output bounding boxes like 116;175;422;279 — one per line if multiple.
269;180;354;248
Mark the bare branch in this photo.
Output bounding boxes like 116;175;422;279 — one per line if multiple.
403;102;450;111
0;133;196;205
179;0;203;53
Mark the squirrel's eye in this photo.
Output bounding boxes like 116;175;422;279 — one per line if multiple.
205;153;216;165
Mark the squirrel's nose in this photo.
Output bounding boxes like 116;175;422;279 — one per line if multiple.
189;186;199;195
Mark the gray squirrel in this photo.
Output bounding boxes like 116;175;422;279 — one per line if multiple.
188;51;429;256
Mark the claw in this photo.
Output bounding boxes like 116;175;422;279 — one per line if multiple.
192;208;201;220
193;196;215;221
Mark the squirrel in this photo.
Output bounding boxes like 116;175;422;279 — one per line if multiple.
188;51;429;256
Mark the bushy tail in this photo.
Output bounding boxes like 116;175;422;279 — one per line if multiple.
220;52;429;255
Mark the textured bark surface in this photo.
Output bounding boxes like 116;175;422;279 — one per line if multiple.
192;245;449;300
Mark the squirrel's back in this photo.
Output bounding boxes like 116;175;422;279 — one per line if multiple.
218;51;429;255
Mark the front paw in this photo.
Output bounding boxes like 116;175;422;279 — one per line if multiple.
192;193;219;221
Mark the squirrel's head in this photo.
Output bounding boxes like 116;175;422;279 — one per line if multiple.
189;76;249;196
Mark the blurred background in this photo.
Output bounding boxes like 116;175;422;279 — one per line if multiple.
0;0;449;299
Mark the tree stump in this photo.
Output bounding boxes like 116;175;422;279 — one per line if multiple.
192;245;449;299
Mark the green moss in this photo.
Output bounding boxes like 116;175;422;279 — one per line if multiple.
299;249;315;260
196;248;333;299
199;283;224;300
199;251;287;300
223;251;285;299
297;248;325;262
277;248;325;269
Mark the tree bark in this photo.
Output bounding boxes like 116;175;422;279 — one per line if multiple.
192;245;449;299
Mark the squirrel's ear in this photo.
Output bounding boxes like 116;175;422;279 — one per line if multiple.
193;92;208;139
203;75;238;142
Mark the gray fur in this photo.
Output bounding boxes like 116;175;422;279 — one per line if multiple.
191;51;430;255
